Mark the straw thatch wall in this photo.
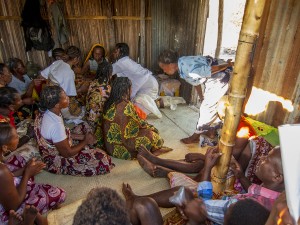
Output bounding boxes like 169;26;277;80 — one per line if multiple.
0;0;152;67
246;0;300;126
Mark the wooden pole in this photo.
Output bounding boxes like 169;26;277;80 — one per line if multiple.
215;0;223;58
212;0;267;194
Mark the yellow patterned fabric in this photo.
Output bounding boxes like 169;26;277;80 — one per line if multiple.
100;100;164;159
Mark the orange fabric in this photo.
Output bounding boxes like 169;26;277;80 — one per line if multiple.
237;116;257;138
134;104;147;120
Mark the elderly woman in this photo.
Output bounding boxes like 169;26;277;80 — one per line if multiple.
99;77;171;160
34;85;114;176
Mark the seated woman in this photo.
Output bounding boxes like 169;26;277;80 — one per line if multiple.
81;45;106;79
0;122;66;224
0;87;36;149
111;43;162;118
34;85;114;176
6;58;40;122
100;77;171;160
85;60;112;130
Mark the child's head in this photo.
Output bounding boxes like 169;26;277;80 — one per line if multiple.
73;187;130;225
0;122;19;155
0;63;12;86
92;46;105;62
224;199;270;225
255;146;284;191
7;58;26;76
0;87;22;112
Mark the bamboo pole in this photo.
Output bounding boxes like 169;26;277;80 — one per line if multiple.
215;0;223;58
212;0;267;194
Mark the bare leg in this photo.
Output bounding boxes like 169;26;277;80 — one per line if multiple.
185;153;205;162
137;154;174;177
139;146;204;173
123;183;180;208
122;183;163;225
8;210;23;225
180;133;200;144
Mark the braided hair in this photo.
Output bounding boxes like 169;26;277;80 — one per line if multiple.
157;49;179;64
104;77;131;112
95;60;112;84
39;85;63;111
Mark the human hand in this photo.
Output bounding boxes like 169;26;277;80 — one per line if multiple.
204;147;222;169
84;133;97;145
24;158;46;178
182;198;208;225
268;191;296;225
230;157;243;179
22;97;34;105
26;125;35;139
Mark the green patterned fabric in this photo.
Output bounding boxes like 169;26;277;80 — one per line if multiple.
99;100;164;159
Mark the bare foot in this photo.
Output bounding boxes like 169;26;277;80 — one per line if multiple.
23;205;38;225
8;210;23;225
153;146;173;156
180;133;200;144
137;155;172;177
122;183;139;225
138;146;157;163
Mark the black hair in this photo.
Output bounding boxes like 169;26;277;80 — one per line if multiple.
95;60;112;84
0;87;19;108
91;46;106;59
158;49;179;64
0;122;14;147
224;199;270;225
0;63;7;74
52;48;66;60
73;187;131;225
66;46;81;60
7;58;23;72
39;85;63;111
103;77;131;112
115;43;129;59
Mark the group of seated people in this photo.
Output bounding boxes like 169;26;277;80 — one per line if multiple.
0;43;297;225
